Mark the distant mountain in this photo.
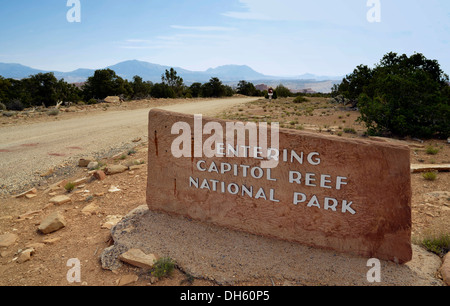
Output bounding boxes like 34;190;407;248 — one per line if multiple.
297;73;344;81
106;60;186;82
0;63;47;79
205;65;268;81
0;60;342;92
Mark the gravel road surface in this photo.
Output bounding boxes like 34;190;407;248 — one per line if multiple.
0;97;256;195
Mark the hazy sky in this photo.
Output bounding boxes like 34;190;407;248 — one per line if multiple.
0;0;449;77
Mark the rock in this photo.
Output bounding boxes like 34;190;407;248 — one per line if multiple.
105;165;128;175
17;210;41;221
108;186;121;193
81;203;100;216
25;194;37;199
93;170;106;181
38;211;67;234
102;215;123;229
441;252;450;286
43;180;67;194
13;188;37;198
119;248;158;269
129;164;144;171
411;164;450;173
79;157;95;167
49;195;71;205
73;177;89;186
87;161;99;170
40;168;54;177
0;233;18;247
104;96;120;103
25;242;45;250
43;237;61;244
117;274;139;286
147;109;414;264
17;248;35;263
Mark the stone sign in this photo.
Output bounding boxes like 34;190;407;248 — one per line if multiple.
146;109;412;263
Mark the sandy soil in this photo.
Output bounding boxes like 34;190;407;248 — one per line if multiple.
0;96;448;287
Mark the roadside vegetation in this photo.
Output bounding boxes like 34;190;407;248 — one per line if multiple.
0;68;239;111
331;52;450;139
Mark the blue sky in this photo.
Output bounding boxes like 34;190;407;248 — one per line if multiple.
0;0;449;77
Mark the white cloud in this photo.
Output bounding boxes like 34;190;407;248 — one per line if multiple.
222;0;368;24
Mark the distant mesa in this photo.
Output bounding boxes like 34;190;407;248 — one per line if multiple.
0;60;343;93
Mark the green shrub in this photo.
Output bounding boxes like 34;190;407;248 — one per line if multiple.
334;52;450;139
425;146;440;155
6;99;25;111
64;182;76;192
343;127;357;134
0;102;6;111
422;171;437;181
151;257;175;278
422;233;450;256
87;98;98;105
293;96;308;103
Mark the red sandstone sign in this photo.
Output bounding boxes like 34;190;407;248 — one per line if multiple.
147;109;412;263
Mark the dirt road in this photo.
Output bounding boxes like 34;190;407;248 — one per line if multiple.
0;97;256;195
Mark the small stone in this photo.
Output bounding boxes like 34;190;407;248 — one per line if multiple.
17;210;41;220
104;96;120;103
17;248;35;263
101;215;123;229
38;211;66;234
93;170;106;181
119;249;158;269
43;237;61;244
108;186;121;193
117;274;139;286
441;252;450;286
25;194;37;199
0;233;18;247
73;177;89;186
13;188;37;198
49;195;71;205
25;242;45;250
43;180;67;194
40;168;54;177
129;164;144;171
105;165;128;175
79;157;94;167
87;161;99;170
81;203;100;215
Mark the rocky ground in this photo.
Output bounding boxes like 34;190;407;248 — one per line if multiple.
0;97;449;286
